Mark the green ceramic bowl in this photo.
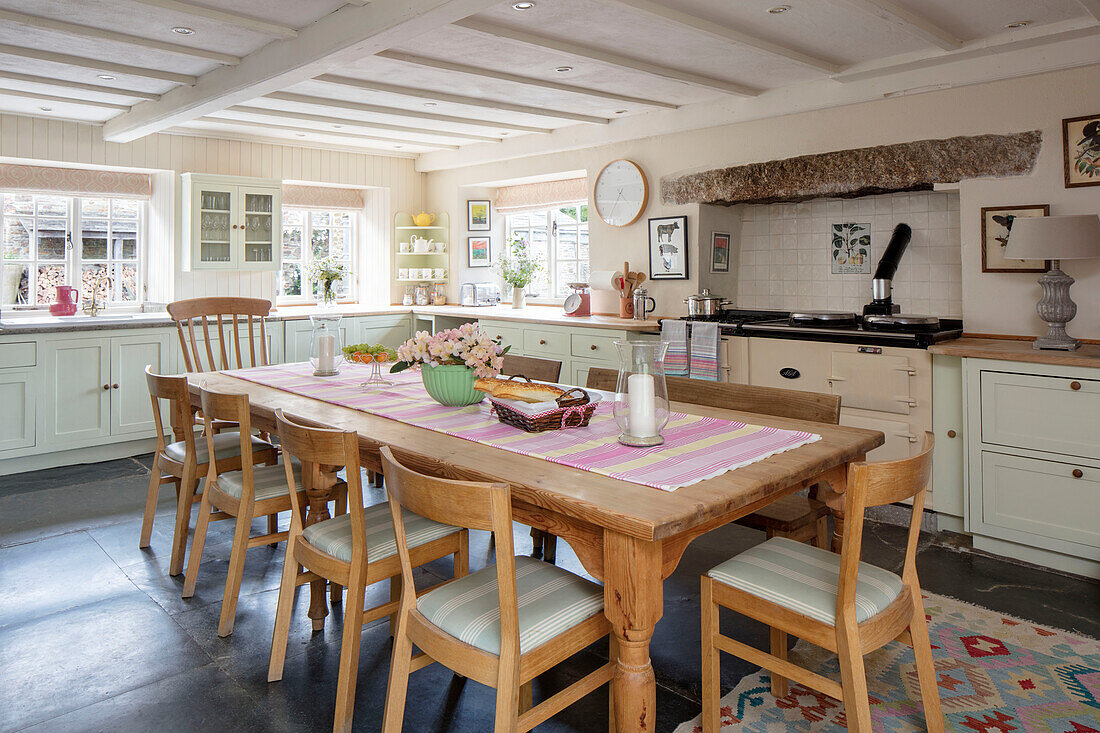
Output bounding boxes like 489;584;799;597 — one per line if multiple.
420;364;485;407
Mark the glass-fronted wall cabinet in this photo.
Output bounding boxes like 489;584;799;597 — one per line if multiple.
182;174;281;271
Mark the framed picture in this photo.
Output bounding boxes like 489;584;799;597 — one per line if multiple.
980;205;1050;273
831;222;872;274
710;232;730;273
467;199;491;231
648;215;688;280
467;236;491;268
1062;113;1100;188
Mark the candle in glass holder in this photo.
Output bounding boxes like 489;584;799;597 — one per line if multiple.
627;372;656;437
318;333;336;373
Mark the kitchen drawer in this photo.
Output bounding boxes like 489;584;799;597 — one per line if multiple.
570;332;619;360
524;328;570;357
980;451;1100;550
0;341;36;369
480;322;524;353
979;370;1100;460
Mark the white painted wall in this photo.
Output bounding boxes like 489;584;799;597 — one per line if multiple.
425;64;1100;338
0;113;424;305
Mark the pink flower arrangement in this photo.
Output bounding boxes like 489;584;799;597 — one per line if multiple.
390;323;508;378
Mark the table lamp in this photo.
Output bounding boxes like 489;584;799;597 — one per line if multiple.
1004;214;1100;351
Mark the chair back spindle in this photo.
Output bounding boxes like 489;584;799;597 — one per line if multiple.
167;297;271;372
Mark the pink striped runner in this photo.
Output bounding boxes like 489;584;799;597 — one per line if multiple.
226;363;821;492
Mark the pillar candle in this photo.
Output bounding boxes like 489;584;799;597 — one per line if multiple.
627;372;656;436
318;333;336;372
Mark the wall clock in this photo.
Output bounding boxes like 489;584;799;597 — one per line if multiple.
593;159;648;227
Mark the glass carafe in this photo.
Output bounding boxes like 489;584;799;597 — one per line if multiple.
612;340;670;446
309;314;344;377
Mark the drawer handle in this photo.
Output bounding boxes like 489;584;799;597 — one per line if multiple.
539;339;546;345
102;384;110;390
1073;468;1084;479
947;429;957;439
590;344;598;350
1070;381;1081;391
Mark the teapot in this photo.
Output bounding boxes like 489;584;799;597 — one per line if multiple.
412;211;435;227
410;236;435;253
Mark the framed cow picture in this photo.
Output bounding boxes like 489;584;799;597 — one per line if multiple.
648;215;688;280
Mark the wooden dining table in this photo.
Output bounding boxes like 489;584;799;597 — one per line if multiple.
187;370;883;733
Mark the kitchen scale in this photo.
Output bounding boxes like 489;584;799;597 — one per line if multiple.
563;282;591;317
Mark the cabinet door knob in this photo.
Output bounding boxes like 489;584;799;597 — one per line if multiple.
539;339;546;345
946;429;957;438
1072;468;1084;479
112;383;119;389
590;344;598;350
1070;381;1081;391
102;384;110;390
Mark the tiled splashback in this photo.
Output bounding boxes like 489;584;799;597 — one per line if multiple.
735;191;961;317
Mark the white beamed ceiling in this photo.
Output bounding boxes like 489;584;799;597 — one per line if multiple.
0;0;1096;162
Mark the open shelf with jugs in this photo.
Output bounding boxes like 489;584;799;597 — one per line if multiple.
394;211;449;285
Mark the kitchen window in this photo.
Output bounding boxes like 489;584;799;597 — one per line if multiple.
1;192;144;308
279;207;356;303
504;204;590;299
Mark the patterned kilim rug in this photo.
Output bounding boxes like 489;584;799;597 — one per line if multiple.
675;593;1100;732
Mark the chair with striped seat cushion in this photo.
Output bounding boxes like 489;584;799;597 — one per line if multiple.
302;503;463;564
217;459;302;502
417;555;603;655
164;432;273;464
700;434;944;733
706;537;903;625
381;446;614;733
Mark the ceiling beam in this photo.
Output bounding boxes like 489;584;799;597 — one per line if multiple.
196;115;457;149
828;0;963;50
313;74;610;124
452;18;760;96
0;71;161;100
0;44;196;85
1077;0;1100;20
102;0;501;143
834;23;1100;83
263;90;551;134
125;0;298;39
222;104;501;143
0;87;131;111
603;0;842;73
0;9;240;65
377;51;679;109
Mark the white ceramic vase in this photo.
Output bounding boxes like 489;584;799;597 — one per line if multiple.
511;286;526;309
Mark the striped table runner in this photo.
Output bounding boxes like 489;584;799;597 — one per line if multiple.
226;363;820;492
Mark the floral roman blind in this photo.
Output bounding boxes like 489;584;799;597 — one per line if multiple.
494;177;588;213
282;184;364;209
0;163;152;199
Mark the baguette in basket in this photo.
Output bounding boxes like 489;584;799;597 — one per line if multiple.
475;377;566;403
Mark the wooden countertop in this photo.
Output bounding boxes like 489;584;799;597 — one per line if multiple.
413;304;664;332
930;337;1100;369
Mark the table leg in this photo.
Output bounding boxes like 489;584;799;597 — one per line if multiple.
304;464;340;631
818;461;854;553
604;531;662;732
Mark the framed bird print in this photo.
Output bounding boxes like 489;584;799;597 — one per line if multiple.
980;204;1050;273
1063;113;1100;188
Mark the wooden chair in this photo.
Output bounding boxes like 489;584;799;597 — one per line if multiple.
268;411;469;733
182;386;305;637
500;354;563;562
167;296;272;372
700;434;943;733
380;445;614;733
587;368;840;548
139;367;277;576
501;354;562;383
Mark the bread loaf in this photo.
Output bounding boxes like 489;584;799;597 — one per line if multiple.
491;382;566;403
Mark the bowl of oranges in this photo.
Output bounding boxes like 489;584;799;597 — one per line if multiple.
343;344;399;387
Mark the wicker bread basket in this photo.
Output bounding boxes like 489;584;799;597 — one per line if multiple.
488;378;597;432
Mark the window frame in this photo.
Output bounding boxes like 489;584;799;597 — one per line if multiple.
504;201;589;302
0;191;147;311
278;207;358;305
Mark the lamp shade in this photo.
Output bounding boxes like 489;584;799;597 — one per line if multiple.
1004;214;1100;261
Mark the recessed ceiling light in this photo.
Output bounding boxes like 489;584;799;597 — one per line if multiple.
171;26;195;35
1004;20;1029;28
333;124;342;128
767;5;791;13
39;106;52;111
512;2;535;10
555;66;573;73
295;133;306;137
615;109;627;114
97;74;116;81
394;144;403;149
423;102;437;107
